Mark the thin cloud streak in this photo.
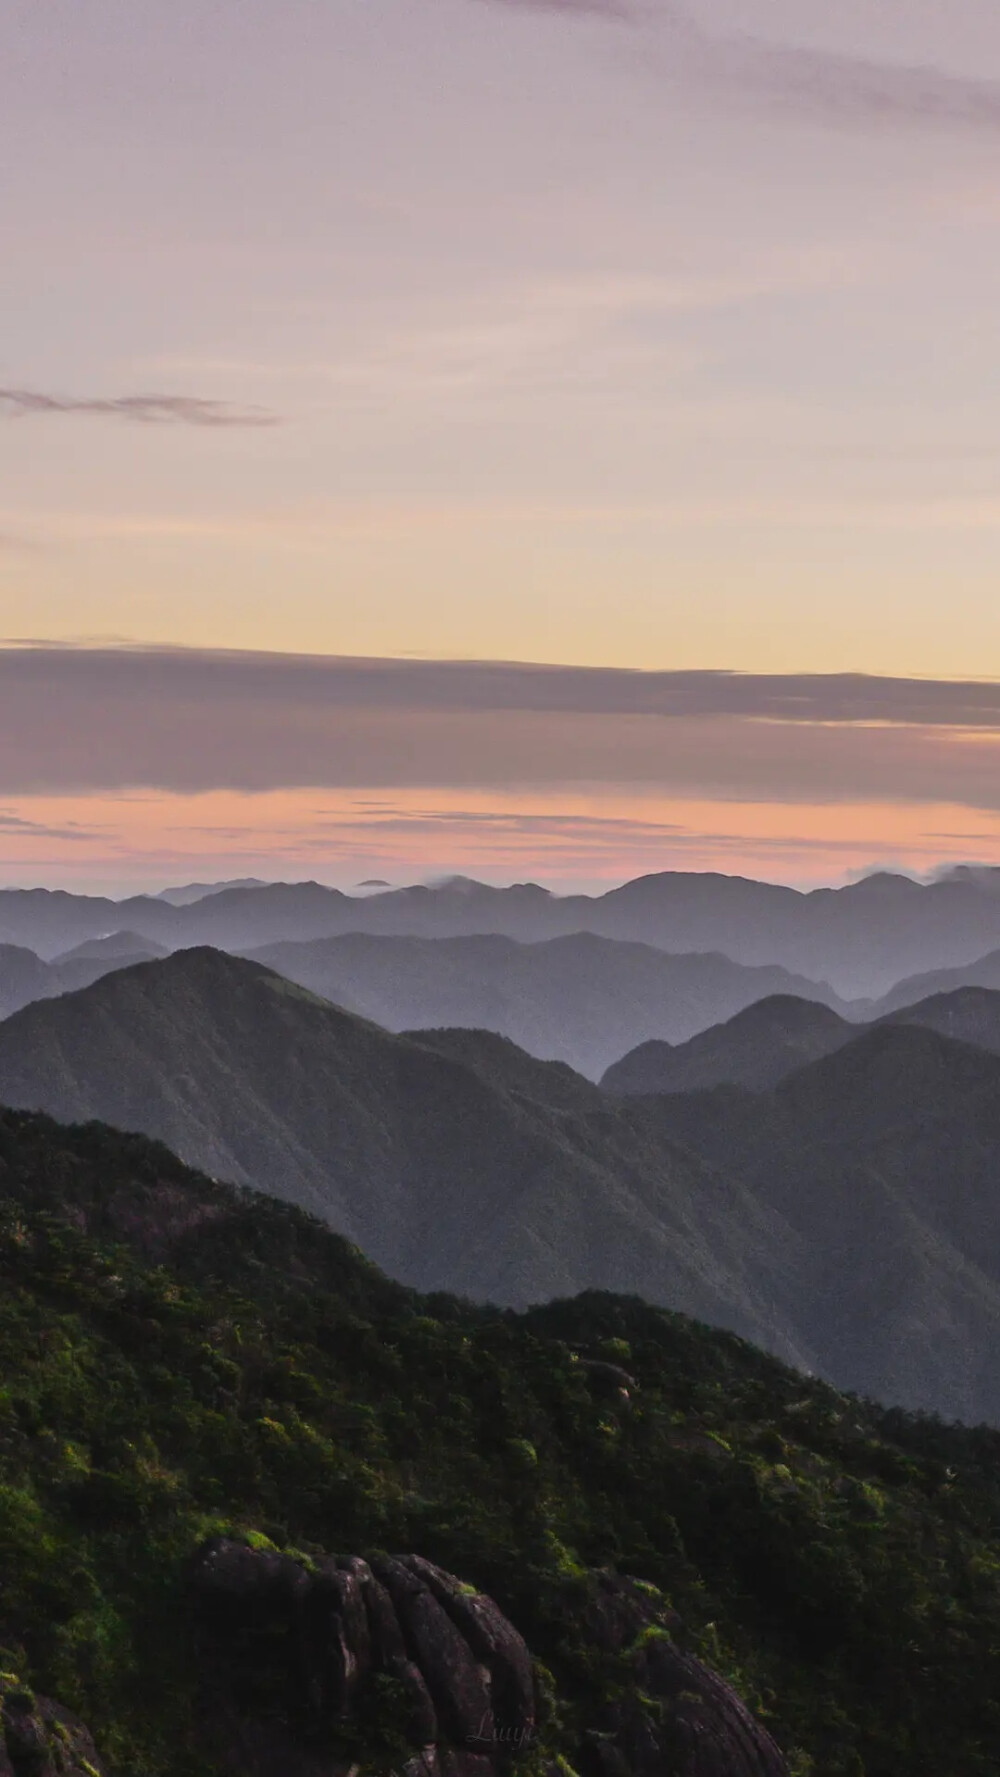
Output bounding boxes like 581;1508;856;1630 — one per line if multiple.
487;0;1000;134
682;21;1000;134
0;391;281;428
0;810;102;842
486;0;631;14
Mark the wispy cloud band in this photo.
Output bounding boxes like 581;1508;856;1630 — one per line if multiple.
0;391;280;428
0;645;999;809
4;644;996;727
486;0;1000;135
484;0;631;14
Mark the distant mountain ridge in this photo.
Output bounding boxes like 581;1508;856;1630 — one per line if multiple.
643;1021;1000;1421
869;947;1000;1014
0;934;165;1019
7;866;1000;992
0;948;805;1364
604;984;1000;1096
54;930;169;964
155;877;269;905
603;995;853;1094
244;931;849;1077
0;924;852;1076
3;948;1000;1418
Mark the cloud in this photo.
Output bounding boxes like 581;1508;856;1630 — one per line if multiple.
2;643;995;729
679;18;1000;134
483;0;630;14
1;645;1000;812
0;390;280;428
0;809;102;842
312;805;925;860
485;0;1000;135
319;806;688;837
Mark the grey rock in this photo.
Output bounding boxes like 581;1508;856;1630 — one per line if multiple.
0;1682;106;1777
372;1558;495;1746
399;1557;535;1736
189;1541;788;1777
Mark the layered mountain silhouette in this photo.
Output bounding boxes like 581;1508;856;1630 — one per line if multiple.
0;942;54;1019
644;1023;1000;1420
244;932;847;1078
54;929;169;965
0;948;803;1359
155;877;269;905
870;947;1000;1015
0;924;854;1080
604;984;1000;1095
603;995;854;1094
3;947;1000;1418
0;933;165;1018
7;866;1000;993
886;985;1000;1055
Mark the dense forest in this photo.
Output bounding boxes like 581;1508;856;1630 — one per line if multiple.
2;1105;1000;1775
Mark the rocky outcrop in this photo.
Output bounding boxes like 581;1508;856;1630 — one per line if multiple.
191;1540;536;1777
0;1676;106;1777
559;1569;788;1777
190;1540;788;1777
615;1638;788;1777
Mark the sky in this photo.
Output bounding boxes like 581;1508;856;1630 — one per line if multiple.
4;0;1000;893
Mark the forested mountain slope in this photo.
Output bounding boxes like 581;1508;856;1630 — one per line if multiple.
2;1105;1000;1775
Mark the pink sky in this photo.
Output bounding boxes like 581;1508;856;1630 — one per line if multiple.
4;2;1000;889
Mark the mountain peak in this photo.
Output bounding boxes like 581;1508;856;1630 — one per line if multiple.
841;871;922;896
155;878;272;906
603;993;850;1096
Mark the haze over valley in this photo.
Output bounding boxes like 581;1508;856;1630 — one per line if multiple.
5;868;1000;1428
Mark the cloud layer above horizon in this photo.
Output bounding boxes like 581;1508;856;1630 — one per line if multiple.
4;0;1000;894
2;646;999;812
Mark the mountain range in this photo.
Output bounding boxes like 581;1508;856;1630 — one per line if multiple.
3;920;860;1079
870;945;1000;1014
0;933;167;1018
243;931;850;1077
3;946;1000;1420
0;946;801;1359
7;899;1000;1083
7;864;1000;994
603;984;1000;1094
640;1021;1000;1421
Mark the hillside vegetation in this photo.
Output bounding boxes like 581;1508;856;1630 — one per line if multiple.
3;1106;1000;1775
0;948;807;1360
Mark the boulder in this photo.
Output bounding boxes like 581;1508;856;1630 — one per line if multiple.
608;1637;789;1777
189;1541;788;1777
370;1557;494;1747
0;1679;106;1777
398;1557;535;1739
565;1571;787;1777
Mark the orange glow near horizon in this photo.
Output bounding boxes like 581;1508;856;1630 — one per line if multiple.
4;787;1000;897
